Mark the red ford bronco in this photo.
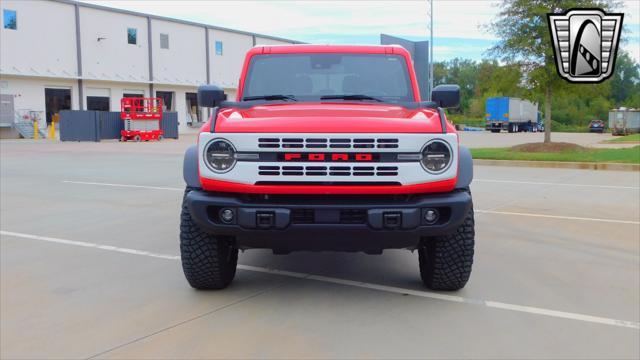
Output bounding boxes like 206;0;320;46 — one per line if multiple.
181;45;474;291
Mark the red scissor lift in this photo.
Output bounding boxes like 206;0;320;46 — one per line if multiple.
120;97;164;142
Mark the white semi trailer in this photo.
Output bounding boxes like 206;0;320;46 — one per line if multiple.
609;108;640;135
485;97;541;133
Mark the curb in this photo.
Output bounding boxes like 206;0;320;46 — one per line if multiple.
473;159;640;172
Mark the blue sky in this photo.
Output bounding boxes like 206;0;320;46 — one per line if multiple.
83;0;639;63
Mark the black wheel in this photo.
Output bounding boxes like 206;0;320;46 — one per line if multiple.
507;123;514;133
134;135;141;142
491;129;500;133
180;187;238;289
418;204;475;291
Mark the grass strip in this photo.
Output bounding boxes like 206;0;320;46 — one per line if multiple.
471;146;640;164
604;134;640;143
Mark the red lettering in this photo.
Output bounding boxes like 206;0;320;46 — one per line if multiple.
284;153;301;161
285;153;373;162
355;154;373;161
332;153;349;161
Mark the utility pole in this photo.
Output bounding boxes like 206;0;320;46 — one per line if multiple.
428;0;434;100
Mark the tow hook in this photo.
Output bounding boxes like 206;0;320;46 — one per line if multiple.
256;212;275;229
383;212;402;229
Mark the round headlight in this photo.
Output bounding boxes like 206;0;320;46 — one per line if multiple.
421;140;452;174
204;139;236;173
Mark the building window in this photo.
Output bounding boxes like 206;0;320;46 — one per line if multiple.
87;96;110;111
160;33;169;49
186;92;201;123
127;27;137;44
3;9;17;30
215;41;223;55
156;91;174;111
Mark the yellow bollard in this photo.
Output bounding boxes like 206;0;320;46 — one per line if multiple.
50;113;59;140
48;124;55;140
33;120;39;140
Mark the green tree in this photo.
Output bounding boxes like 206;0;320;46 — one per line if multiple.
488;0;621;143
610;51;640;106
433;58;480;113
623;91;640;108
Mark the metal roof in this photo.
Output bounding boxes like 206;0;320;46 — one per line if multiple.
53;0;303;44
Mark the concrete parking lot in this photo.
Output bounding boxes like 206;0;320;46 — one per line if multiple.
1;136;639;359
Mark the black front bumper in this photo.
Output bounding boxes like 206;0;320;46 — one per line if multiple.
185;190;472;253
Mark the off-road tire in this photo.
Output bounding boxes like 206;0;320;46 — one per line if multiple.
418;205;475;291
180;187;238;289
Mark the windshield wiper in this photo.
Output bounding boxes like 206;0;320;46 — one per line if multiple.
320;94;383;102
243;95;298;101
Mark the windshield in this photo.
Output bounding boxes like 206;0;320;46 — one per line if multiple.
242;53;415;103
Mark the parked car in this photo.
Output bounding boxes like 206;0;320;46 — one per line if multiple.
589;119;606;133
180;45;475;291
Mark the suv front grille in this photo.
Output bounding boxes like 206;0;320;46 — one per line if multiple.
258;165;398;177
258;137;399;149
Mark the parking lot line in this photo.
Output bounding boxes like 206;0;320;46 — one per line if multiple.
476;210;640;225
2;229;639;330
475;179;640;190
0;230;179;260
62;180;183;191
62;180;640;225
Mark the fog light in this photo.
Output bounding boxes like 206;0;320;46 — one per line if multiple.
424;209;439;224
220;208;235;223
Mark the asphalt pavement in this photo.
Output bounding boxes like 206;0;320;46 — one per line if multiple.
1;138;639;359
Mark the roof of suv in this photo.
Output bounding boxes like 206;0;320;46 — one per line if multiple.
248;44;410;56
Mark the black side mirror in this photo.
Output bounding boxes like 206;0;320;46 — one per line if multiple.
431;84;460;108
197;85;227;107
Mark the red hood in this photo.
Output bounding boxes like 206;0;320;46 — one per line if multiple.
212;103;446;133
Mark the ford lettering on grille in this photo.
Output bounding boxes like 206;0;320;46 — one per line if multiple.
281;153;376;162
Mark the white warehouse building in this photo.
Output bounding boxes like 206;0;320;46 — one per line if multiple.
0;0;298;137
